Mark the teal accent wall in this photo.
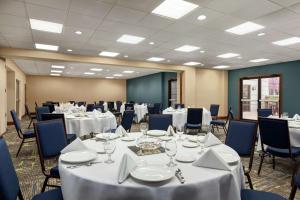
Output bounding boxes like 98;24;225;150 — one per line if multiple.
228;60;300;117
127;72;177;108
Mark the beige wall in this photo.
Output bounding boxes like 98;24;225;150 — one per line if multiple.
26;75;126;111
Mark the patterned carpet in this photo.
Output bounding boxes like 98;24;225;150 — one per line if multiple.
3;118;300;200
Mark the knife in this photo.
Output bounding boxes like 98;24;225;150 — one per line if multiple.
175;169;185;184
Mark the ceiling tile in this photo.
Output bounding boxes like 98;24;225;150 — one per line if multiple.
69;0;113;18
116;0;161;12
105;5;147;24
0;0;27;17
65;11;102;30
25;0;71;10
0;13;29;28
270;0;300;7
26;3;67;23
136;14;174;30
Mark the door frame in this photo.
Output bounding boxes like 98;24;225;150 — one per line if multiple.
239;74;282;120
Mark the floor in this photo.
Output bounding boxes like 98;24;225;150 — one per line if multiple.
3;118;300;200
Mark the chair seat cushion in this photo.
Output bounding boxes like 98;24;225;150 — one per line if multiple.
210;120;226;126
23;130;35;138
266;146;300;158
241;189;285;200
32;188;63;200
50;166;60;178
67;134;76;142
186;123;201;129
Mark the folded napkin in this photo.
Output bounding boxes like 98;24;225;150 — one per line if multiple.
192;148;231;171
115;125;128;137
167;125;175;136
166;107;174;112
117;154;137;184
293;114;300;120
61;138;89;154
203;132;222;147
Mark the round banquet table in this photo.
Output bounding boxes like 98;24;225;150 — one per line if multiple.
64;112;117;137
120;104;148;122
59;133;245;200
163;108;212;129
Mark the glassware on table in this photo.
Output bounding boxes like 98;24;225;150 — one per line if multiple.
104;140;116;164
165;140;177;167
140;122;148;135
176;126;184;142
281;112;289;119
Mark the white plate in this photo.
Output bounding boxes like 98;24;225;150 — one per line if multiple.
176;154;196;163
96;133;119;140
147;130;167;137
60;150;97;164
187;135;205;143
121;136;135;141
182;141;199;148
160;136;172;141
219;152;239;165
131;165;174;182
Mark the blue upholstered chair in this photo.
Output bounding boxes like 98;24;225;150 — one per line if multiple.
125;103;134;111
257;108;272;117
241;189;286;200
121;111;135;132
185;108;203;131
42;103;55;113
154;103;162;114
36;106;50;121
99;100;104;105
76;101;86;107
107;101;115;112
210;104;220;120
149;114;172;131
290;168;300;199
93;104;104;112
40;113;76;143
25;104;36;129
0;137;63;200
225;120;258;189
116;101;122;112
210;107;234;134
10;110;36;157
258;117;300;175
69;101;75;105
34;119;68;192
86;104;95;112
175;104;185;109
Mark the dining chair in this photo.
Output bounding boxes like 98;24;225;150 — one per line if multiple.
154;103;162;114
69;101;75;105
210;107;234;134
185;108;203;132
257;108;273;117
34;119;68;192
99;101;104;105
225;120;258;189
86;104;95;112
290;166;300;200
25;104;36;129
129;101;135;104
210;104;220;120
125;103;134;111
121;111;135;132
149;114;172;131
116;101;122;111
42;103;55;113
77;101;86;107
257;117;300;175
175;103;185;109
0;137;63;200
93;104;104;112
10;110;36;157
241;189;285;200
41;113;77;143
36;106;50;121
107;101;115;112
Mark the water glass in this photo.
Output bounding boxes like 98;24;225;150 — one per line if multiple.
140;123;148;135
104;140;116;164
177;126;184;142
165;140;177;167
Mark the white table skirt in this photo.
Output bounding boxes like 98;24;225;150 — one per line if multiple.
59;133;245;200
163;108;212;129
65;113;117;137
120;104;148;122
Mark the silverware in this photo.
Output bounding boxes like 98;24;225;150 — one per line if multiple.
175;168;185;184
66;161;102;169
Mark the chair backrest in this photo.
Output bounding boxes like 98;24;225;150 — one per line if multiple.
34;119;67;159
116;101;122;112
257;108;272;117
121;111;135;132
40;113;67;132
86;104;95;112
107;101;114;111
77;101;86;107
225;107;234;124
25;104;30;116
36;106;50;121
10;110;22;133
99;101;104;105
129;101;135;104
149;114;172;131
175;104;185;109
0;137;21;200
210;104;220;117
42;103;55;113
258;117;291;150
93;105;104;112
187;108;203;125
125;103;134;111
69;101;75;105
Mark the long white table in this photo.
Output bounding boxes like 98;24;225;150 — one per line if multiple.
59;133;245;200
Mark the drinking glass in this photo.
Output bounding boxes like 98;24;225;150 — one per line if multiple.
140;123;148;135
165;140;177;167
177;126;184;142
104;140;116;164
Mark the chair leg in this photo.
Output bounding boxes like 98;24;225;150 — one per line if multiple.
41;176;50;192
258;153;265;175
272;156;276;170
245;173;253;189
16;139;24;157
18;190;24;200
289;185;297;200
223;126;228;134
28;118;33;129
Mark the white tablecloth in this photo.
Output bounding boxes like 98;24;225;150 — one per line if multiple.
162;108;212;129
120;104;148;122
59;133;244;200
65;112;117;137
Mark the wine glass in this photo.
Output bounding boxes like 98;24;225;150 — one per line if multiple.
165;140;177;167
140;123;148;135
177;126;184;142
104;140;116;164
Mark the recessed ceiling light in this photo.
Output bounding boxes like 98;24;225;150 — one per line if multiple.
183;61;201;66
272;37;300;46
152;0;198;19
105;77;114;79
113;74;123;77
35;43;58;51
149;42;155;45
51;65;65;69
51;70;62;73
257;33;265;36
75;31;82;35
217;53;240;58
117;34;145;44
99;51;119;57
30;19;63;33
50;73;61;76
90;68;103;71
124;55;129;58
225;22;264;35
213;65;230;69
84;72;95;75
67;49;72;52
197;15;206;21
147;57;165;62
175;45;200;52
249;58;269;63
200;50;205;53
123;71;134;73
